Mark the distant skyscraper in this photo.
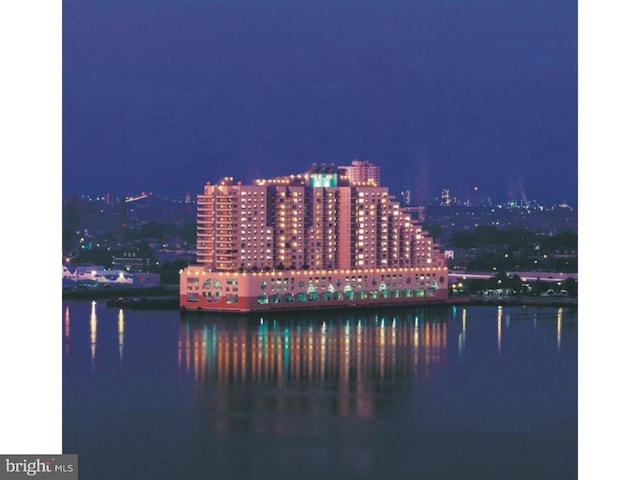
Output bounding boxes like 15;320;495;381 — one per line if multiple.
401;190;411;206
342;159;380;186
440;188;451;206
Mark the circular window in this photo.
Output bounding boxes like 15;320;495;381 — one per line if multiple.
211;278;223;303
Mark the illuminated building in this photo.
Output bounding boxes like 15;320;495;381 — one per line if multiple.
342;159;380;186
181;162;448;312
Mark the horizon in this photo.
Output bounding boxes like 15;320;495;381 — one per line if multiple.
63;157;576;205
62;185;577;207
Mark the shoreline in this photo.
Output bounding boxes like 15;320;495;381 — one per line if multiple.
63;287;577;310
63;286;180;310
461;294;577;308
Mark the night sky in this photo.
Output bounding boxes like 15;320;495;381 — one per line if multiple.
62;0;577;204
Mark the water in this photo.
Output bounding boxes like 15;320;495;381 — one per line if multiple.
63;300;577;480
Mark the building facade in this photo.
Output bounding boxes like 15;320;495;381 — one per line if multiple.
182;162;448;312
342;159;381;186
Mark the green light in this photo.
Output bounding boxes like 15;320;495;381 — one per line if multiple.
310;173;337;188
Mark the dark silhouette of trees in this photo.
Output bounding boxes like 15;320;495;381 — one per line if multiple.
73;247;114;269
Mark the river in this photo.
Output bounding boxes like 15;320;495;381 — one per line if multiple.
63;300;577;480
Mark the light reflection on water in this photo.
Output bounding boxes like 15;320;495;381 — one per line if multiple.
118;308;125;365
65;303;573;387
64;305;70;359
457;308;467;359
89;300;97;369
63;301;577;480
177;311;449;418
497;306;503;355
557;307;563;353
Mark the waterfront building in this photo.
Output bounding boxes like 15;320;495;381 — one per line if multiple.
181;162;448;312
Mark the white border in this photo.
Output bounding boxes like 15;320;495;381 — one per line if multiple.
0;1;61;453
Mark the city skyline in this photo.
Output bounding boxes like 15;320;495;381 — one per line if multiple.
64;180;576;208
63;0;577;204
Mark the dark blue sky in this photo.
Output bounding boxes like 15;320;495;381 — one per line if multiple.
63;0;577;204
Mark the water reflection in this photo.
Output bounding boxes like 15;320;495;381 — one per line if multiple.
457;308;467;359
90;301;97;369
178;310;449;418
557;307;563;354
497;306;503;355
118;309;125;365
64;305;70;360
61;301;577;480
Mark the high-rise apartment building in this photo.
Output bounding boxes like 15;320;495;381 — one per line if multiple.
342;159;381;186
182;162;448;312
